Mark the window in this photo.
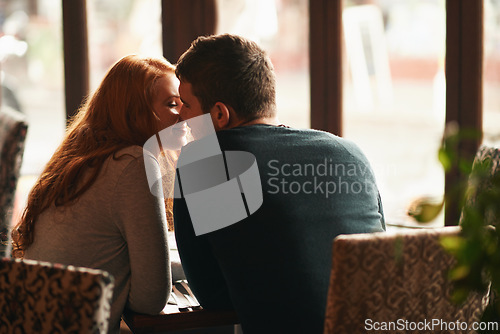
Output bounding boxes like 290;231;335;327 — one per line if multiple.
216;0;310;128
87;0;162;90
342;0;446;226
483;0;500;147
1;0;65;223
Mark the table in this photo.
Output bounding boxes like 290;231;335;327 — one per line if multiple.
122;234;239;333
122;305;239;333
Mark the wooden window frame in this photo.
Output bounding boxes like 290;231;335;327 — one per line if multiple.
444;0;483;226
62;0;89;122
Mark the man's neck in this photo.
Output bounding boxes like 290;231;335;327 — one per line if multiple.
230;116;281;128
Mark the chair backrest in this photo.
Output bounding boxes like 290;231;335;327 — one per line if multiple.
324;227;488;334
461;145;500;227
0;106;28;257
0;258;114;333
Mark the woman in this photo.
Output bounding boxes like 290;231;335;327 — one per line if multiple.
11;55;184;333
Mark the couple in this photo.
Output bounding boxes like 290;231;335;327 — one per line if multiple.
12;34;385;334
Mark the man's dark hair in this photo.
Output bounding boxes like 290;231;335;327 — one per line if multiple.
175;34;277;120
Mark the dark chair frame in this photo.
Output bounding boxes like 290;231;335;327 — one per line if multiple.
0;106;28;257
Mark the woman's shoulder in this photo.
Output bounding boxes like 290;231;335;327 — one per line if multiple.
101;145;148;176
114;145;144;159
109;145;161;175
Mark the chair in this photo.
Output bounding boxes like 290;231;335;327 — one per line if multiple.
0;258;114;333
461;145;500;227
460;145;500;325
0;106;28;257
324;227;489;334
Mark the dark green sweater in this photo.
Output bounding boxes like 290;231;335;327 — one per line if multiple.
174;125;385;334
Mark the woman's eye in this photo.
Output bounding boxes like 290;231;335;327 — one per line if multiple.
167;102;178;107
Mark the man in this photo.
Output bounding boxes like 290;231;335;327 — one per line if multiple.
173;34;385;334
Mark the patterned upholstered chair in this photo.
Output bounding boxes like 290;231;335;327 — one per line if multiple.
0;258;114;333
324;227;489;334
461;145;500;227
0;106;28;257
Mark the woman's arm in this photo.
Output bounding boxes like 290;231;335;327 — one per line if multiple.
112;151;171;314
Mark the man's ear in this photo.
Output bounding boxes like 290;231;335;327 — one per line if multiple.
209;102;231;130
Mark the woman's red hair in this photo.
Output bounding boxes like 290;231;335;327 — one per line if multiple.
12;55;175;258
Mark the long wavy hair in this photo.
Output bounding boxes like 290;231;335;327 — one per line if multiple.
12;55;176;258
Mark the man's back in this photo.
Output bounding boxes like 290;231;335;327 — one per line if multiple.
174;125;385;334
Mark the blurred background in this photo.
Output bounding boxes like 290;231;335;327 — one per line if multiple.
1;0;500;228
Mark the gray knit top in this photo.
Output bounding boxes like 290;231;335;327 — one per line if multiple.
25;145;171;333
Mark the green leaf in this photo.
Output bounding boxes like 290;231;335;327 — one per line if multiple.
438;149;452;171
449;264;470;281
440;236;465;253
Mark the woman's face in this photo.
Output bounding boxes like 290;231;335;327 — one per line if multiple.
152;72;188;149
153;72;182;129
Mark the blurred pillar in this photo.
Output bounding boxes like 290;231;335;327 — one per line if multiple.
161;0;217;64
309;0;342;136
62;0;89;122
27;0;38;16
444;0;483;226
